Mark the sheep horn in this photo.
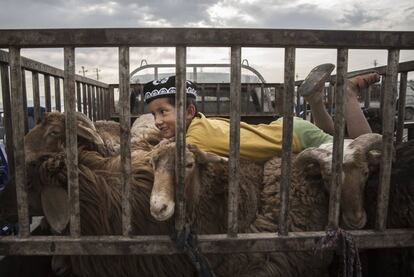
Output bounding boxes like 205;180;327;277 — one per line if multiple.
348;133;383;164
294;147;332;176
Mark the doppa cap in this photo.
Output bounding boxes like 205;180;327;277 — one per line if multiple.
143;76;197;103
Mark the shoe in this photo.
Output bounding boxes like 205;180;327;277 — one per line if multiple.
298;63;335;103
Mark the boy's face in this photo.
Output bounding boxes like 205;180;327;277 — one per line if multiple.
148;97;196;139
149;98;177;139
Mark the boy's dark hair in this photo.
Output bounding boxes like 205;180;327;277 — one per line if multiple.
143;75;197;104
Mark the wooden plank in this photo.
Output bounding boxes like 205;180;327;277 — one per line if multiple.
0;229;413;255
119;46;132;236
376;49;400;231
0;63;15;182
64;47;80;237
279;47;295;236
228;46;241;237
9;47;29;237
327;48;348;229
0;29;413;49
175;46;187;233
55;77;61;112
396;72;407;144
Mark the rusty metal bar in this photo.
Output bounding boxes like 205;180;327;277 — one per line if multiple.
9;47;29;237
376;49;400;231
327;48;348;229
119;46;132;236
279;47;295;236
0;29;413;49
82;83;87;115
55;77;61;112
175;46;187;233
44;74;51;112
64;47;80;237
228;46;241;237
21;69;29;133
396;72;407;144
0;62;15;181
0;229;413;255
76;81;81;112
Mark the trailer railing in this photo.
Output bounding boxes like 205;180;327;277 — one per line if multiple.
0;28;413;256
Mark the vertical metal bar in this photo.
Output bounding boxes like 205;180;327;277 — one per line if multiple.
216;84;220;114
55;77;61;112
327;48;348;229
380;75;386;114
193;66;197;82
87;85;92;119
260;84;264;113
228;46;241;237
201;83;205;113
154;67;158;80
364;86;371;109
21;70;28;133
64;47;80;237
279;47;295;236
119;46;132;236
295;86;301;116
9;47;29;237
376;49;400;231
92;86;97;121
82;83;87;115
32;72;41;123
0;63;15;185
327;85;334;115
175;46;187;233
44;74;52;112
396;72;407;144
76;82;82;112
247;84;251;114
97;87;102;120
109;85;115;117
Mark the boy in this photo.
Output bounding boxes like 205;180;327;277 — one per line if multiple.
144;64;379;162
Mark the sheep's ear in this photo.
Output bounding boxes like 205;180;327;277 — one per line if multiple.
41;186;70;234
188;144;228;164
77;122;106;152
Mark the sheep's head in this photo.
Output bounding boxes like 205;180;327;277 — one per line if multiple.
294;133;383;229
149;141;227;221
24;112;105;164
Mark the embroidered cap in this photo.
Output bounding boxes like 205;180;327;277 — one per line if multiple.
143;76;197;103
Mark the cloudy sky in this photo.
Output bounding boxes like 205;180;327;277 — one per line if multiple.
1;0;413;84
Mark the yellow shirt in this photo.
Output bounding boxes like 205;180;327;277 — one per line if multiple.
186;113;302;162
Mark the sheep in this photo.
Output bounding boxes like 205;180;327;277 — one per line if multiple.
148;133;383;276
359;139;414;277
29;149;198;277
